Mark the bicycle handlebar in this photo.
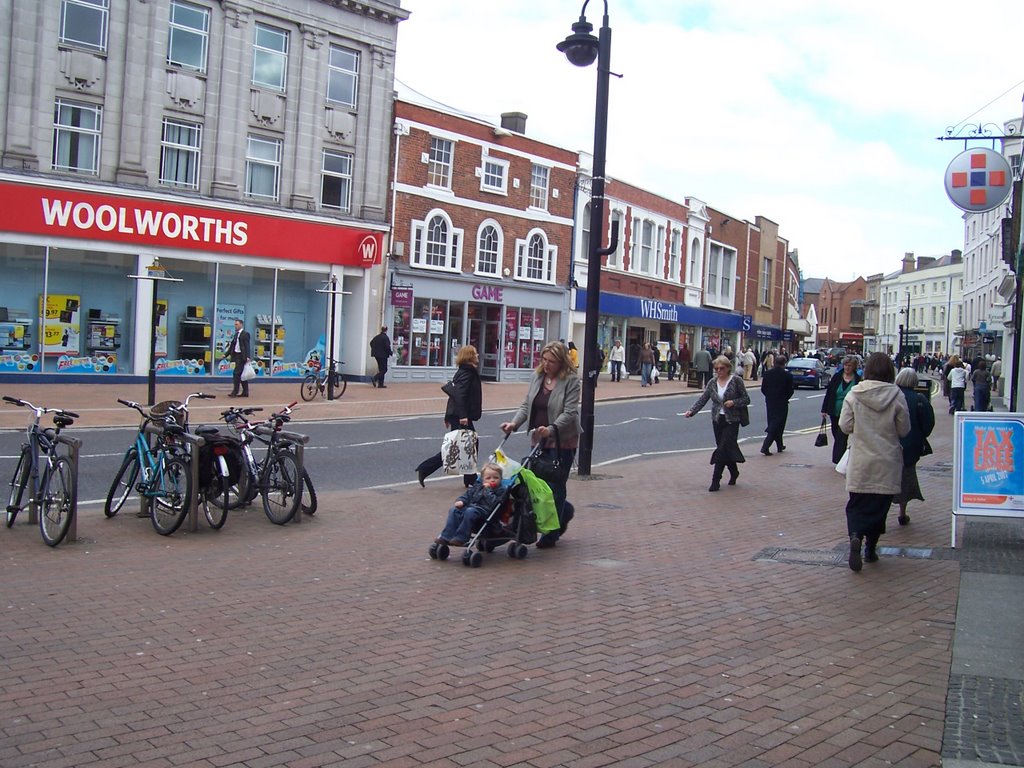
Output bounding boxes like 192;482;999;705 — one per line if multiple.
3;395;79;419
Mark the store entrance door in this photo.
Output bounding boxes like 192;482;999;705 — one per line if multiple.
469;303;501;381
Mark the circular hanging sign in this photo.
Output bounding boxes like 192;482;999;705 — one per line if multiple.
944;148;1013;213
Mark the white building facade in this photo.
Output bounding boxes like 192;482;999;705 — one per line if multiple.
878;253;963;359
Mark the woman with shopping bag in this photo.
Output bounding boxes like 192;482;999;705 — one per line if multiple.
416;345;482;487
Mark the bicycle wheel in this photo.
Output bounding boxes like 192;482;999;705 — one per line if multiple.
261;449;301;525
207;467;251;511
332;372;347;397
202;477;229;530
301;468;318;515
104;448;139;518
149;455;192;536
6;446;31;528
39;456;75;547
300;374;320;402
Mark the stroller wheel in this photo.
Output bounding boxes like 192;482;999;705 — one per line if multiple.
507;543;517;558
429;542;450;560
469;551;483;568
429;543;439;559
515;543;529;560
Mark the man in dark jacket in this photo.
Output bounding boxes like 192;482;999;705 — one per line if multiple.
692;347;713;388
228;318;251;398
760;354;796;455
369;326;393;388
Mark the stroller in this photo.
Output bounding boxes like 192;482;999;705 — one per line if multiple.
428;437;551;567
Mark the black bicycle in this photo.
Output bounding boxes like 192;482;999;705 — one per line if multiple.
212;402;306;524
300;361;346;401
4;396;78;546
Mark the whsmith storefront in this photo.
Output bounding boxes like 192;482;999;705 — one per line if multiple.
573;290;750;362
0;175;385;382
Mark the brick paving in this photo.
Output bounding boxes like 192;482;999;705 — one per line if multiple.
0;375;1014;767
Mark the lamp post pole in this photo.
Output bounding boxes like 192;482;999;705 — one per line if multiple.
559;0;617;476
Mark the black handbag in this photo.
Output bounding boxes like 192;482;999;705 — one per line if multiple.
441;380;455;397
738;404;750;427
529;426;571;484
814;416;829;447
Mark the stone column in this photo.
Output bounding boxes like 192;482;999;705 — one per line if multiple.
288;24;327;210
209;0;251;199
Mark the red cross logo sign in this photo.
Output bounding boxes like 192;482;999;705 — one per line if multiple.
944;148;1013;213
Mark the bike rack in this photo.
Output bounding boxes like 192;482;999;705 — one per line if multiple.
26;434;82;544
142;422;206;533
253;426;309;525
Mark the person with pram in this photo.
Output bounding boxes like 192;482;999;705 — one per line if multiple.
434;463;504;547
500;340;580;548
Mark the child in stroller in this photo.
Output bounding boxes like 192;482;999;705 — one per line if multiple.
435;463;503;547
429;462;538;567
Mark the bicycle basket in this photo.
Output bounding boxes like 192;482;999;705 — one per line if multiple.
149;400;185;427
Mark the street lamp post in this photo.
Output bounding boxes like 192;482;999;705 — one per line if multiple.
558;0;619;476
898;291;911;366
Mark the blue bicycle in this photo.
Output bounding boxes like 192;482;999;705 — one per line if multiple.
104;397;208;535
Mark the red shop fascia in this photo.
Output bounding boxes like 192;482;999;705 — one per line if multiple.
0;176;387;267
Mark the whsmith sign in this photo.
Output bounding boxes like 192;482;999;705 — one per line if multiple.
575;290;749;331
639;299;679;322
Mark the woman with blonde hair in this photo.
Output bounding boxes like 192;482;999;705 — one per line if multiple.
500;341;581;547
684;355;750;491
416;345;483;487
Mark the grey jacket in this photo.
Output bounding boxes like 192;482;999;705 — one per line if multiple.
838;380;911;495
686;375;750;424
509;373;581;447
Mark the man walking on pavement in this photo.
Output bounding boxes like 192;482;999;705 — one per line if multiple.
760;354;795;455
692;346;712;388
228;318;251;398
369;326;393;388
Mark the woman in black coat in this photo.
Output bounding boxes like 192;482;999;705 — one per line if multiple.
821;355;861;464
416;345;483;487
894;367;935;526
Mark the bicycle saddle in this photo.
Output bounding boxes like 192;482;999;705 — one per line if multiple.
195;425;220;436
52;414;74;428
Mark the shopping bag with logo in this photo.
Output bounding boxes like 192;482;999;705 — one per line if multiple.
441;428;478;475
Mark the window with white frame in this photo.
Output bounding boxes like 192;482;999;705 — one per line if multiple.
321;149;352;212
760;258;773;305
639;220;654;275
581;203;591;266
167;0;209;72
245;135;281;200
629;217;640;271
608;210;624;268
656;225;665;277
252;23;288;91
720;247;734;300
52;99;102;174
529;164;549;210
689;238;700;284
411;210;462;271
427;137;453;189
159;118;201;189
706;251;719;301
669;229;681;281
475;222;502;276
515;230;555;283
326;44;359;107
60;0;108;52
480;155;509;194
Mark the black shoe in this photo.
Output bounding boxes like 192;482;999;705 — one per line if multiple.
228;393;239;398
777;445;786;453
417;470;426;487
897;513;909;526
536;534;558;549
728;471;739;485
379;384;387;388
849;536;863;572
864;546;879;563
708;481;721;492
371;378;377;388
760;448;771;456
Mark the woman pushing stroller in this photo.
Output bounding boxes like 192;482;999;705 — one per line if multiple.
499;341;580;548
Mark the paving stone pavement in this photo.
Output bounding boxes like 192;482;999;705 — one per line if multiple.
0;377;1020;767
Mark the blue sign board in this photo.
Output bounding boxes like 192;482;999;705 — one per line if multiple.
574;289;745;330
952;411;1024;546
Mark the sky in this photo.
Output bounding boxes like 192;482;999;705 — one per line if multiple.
392;0;1023;281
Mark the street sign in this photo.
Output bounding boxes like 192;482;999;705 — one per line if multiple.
944;148;1013;213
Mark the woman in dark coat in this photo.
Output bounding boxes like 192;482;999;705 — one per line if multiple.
894;367;935;526
821;355;861;464
416;345;482;487
684;355;750;491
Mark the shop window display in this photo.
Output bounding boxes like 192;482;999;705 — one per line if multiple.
408;297;465;367
0;244;46;373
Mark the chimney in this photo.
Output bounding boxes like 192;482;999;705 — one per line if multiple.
901;252;915;274
500;112;527;134
916;256;936;270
